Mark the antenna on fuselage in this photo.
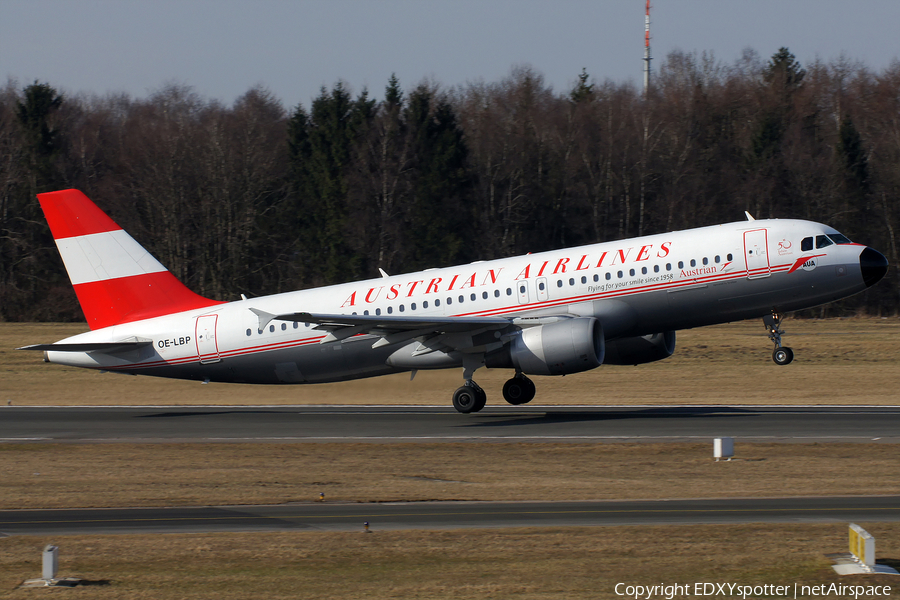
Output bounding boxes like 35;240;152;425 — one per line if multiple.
744;211;756;221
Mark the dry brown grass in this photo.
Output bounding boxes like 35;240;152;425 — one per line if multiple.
2;442;899;509
2;524;899;599
3;318;900;406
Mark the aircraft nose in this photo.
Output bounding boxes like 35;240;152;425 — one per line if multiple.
859;247;888;288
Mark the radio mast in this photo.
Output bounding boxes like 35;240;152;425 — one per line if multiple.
643;0;652;94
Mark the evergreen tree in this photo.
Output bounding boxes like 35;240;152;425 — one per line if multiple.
16;81;64;191
286;83;374;285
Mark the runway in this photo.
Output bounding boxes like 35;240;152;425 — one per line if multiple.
2;496;899;536
1;405;899;443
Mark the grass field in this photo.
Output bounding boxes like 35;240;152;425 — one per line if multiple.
2;524;899;599
2;319;898;596
2;317;900;406
2;442;900;509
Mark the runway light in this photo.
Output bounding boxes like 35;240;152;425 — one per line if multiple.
318;492;325;502
363;521;370;533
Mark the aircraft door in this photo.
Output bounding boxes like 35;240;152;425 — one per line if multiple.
516;280;530;304
743;229;771;279
196;314;221;364
536;277;549;301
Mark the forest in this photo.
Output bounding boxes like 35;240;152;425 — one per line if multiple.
1;47;898;322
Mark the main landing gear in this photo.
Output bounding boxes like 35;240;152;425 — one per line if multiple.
763;313;794;365
451;373;536;413
452;381;486;414
502;373;536;406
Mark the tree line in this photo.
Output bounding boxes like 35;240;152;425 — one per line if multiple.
2;47;898;322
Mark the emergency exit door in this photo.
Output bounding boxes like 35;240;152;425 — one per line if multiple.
195;314;221;364
743;229;771;279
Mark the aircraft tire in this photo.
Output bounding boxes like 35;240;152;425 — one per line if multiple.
772;347;794;365
502;375;536;405
453;385;483;414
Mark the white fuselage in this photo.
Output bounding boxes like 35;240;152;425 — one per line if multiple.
46;218;876;383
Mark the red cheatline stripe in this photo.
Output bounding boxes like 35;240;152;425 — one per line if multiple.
37;189;121;240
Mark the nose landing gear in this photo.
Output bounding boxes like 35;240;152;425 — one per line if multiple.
764;313;794;365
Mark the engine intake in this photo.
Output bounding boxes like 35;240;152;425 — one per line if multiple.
488;317;604;376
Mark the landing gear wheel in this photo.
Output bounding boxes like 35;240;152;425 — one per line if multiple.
452;383;486;413
502;374;536;405
772;347;794;366
764;312;795;366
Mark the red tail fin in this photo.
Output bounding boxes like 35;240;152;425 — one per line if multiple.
38;189;224;330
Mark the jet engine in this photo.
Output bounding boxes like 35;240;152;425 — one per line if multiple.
602;331;676;365
487;317;604;376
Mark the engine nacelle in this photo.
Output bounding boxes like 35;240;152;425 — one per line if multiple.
603;331;676;365
488;317;604;376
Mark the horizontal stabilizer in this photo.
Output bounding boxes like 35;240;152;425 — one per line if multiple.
18;340;153;353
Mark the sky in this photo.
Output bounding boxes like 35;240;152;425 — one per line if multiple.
3;0;900;109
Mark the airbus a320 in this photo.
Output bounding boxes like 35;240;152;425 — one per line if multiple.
20;189;888;413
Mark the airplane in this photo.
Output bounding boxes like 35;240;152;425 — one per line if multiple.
20;189;888;413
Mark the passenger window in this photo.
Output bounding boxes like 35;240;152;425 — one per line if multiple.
593;274;599;282
702;257;708;266
411;303;417;310
690;259;696;267
459;295;464;303
605;273;611;280
293;322;298;329
629;269;635;276
538;282;545;291
506;288;512;295
399;305;405;312
435;299;441;307
581;276;587;284
387;306;393;314
617;271;623;278
269;325;275;332
471;293;476;301
446;297;451;305
375;308;381;315
653;265;659;273
494;290;501;297
364;310;370;315
714;256;720;263
482;291;489;299
568;278;575;286
422;301;428;309
641;267;647;275
557;280;563;288
246;329;251;336
678;261;684;269
727;253;733;261
281;323;287;330
666;263;672;271
816;235;833;249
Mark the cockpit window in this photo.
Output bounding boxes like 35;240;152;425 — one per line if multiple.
816;235;834;249
801;237;813;251
829;233;852;244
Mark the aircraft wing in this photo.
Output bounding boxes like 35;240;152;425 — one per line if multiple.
250;308;521;349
